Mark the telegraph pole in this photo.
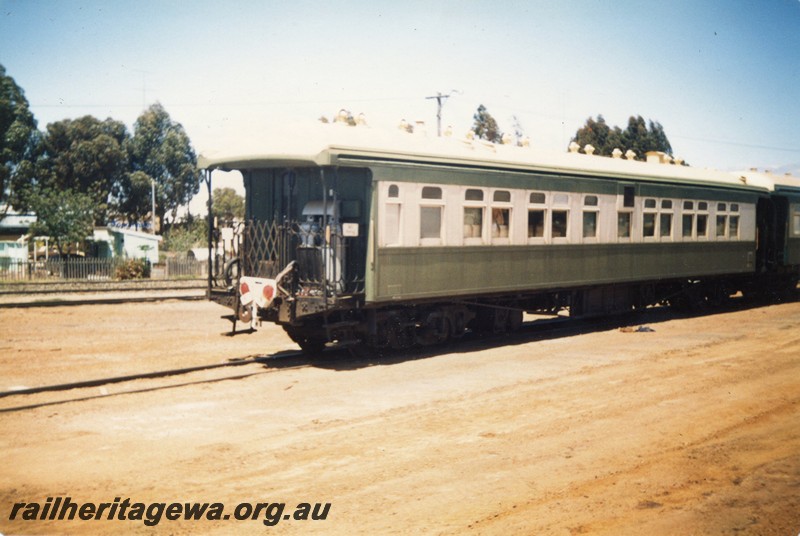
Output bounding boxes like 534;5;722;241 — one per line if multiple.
426;90;460;137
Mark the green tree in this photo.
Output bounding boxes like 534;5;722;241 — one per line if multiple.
0;64;40;214
571;115;624;157
115;170;154;229
28;188;95;256
162;217;207;253
471;105;503;143
30;116;130;224
128;103;200;232
212;187;244;224
570;114;674;161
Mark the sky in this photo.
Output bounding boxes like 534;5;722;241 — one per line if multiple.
2;0;800;211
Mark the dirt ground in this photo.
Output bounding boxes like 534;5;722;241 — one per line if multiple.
1;298;798;535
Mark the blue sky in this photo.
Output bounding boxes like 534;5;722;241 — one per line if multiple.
2;0;799;182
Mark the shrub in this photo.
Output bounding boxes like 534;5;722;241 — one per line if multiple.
115;259;150;280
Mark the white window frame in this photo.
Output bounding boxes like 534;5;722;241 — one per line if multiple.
381;183;402;247
490;189;513;244
527;191;548;244
419;185;445;246
581;194;600;243
550;192;571;243
462;188;486;245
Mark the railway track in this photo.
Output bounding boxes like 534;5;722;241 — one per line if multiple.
0;351;313;413
1;295;787;414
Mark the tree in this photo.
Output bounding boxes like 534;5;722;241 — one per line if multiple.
571;115;624;157
162;216;207;253
128;103;200;232
471;105;503;143
30;116;129;224
0;64;39;214
27;188;95;256
570;114;674;161
212;187;244;224
114;170;154;229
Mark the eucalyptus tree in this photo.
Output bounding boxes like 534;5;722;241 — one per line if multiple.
128;103;200;232
0;64;39;214
471;105;503;143
33;115;130;224
571;114;675;161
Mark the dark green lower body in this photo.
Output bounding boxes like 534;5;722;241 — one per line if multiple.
373;242;756;303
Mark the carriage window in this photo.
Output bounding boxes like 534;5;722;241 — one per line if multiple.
530;192;546;204
660;200;673;238
716;215;727;237
528;210;545;238
643;198;657;238
583;196;598;238
420;207;442;239
419;186;444;241
793;210;800;235
682;214;694;238
697;214;708;237
464;207;484;239
422;186;442;199
715;203;728;238
618;212;631;238
660;213;673;238
465;189;484;201
683;201;694;210
583;211;598;238
491;208;510;238
643;213;656;237
552;210;568;238
729;215;740;238
698;202;708;211
384;184;401;246
493;190;511;203
731;203;739;212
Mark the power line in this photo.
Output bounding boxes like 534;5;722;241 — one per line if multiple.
670;134;800;154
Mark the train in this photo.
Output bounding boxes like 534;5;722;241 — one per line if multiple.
198;124;800;353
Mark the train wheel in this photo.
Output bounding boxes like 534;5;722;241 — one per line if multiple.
283;326;327;355
506;309;523;332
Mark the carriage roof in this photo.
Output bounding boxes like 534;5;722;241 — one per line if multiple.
198;124;794;195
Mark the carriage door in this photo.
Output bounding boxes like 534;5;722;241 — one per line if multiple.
298;200;345;293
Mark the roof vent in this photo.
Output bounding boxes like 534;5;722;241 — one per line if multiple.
584;144;595;155
646;151;672;164
568;141;580;153
625;150;636;160
612;148;623;159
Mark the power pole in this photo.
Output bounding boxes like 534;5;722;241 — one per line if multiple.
426;90;460;137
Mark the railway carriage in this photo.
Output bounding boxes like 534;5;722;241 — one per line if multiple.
199;126;800;353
